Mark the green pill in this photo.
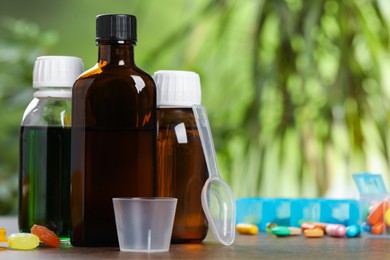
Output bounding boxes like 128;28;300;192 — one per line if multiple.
271;226;291;236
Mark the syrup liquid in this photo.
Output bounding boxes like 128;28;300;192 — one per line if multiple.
70;47;157;246
19;126;71;240
71;127;155;246
157;108;208;243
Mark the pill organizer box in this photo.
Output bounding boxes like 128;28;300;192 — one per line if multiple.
353;173;390;238
236;197;359;231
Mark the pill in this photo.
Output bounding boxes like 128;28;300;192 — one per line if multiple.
325;224;346;237
361;222;372;233
346;225;360;237
301;223;315;231
301;222;327;231
236;223;258;235
31;224;60;247
0;228;6;242
271;226;290;237
271;226;302;237
312;222;328;230
304;228;324;238
266;222;277;234
371;222;385;235
385;209;390;226
367;200;389;225
8;233;40;250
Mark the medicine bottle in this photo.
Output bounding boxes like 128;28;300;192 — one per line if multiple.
71;14;157;246
19;56;84;241
155;70;208;243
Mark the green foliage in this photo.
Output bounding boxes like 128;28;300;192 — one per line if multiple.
142;0;390;197
0;17;57;214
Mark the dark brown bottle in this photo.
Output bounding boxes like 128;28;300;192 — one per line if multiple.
154;71;208;243
71;14;156;247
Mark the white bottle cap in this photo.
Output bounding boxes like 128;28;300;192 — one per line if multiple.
154;70;202;107
33;56;84;88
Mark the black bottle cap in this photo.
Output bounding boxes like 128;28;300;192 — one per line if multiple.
96;14;137;43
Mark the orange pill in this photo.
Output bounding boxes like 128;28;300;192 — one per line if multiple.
371;222;385;235
367;201;389;225
304;228;324;238
301;223;316;231
30;224;60;247
0;228;6;242
302;222;327;231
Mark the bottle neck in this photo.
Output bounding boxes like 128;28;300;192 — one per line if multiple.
97;40;135;66
33;87;72;99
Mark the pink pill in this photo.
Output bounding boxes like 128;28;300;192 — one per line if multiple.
325;224;346;237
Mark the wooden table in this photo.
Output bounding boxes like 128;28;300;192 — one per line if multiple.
1;216;390;259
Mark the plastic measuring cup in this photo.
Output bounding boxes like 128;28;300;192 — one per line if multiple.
192;105;236;246
112;197;177;252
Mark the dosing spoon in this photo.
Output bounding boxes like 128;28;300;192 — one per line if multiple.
192;105;236;246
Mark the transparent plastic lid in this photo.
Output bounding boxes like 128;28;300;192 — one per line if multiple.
192;105;236;246
353;173;387;195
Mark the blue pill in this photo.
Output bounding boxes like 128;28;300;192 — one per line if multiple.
346;225;360;237
361;222;372;233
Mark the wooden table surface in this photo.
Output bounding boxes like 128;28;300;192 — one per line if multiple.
1;216;390;259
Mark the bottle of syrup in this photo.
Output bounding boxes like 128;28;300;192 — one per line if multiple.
19;56;84;241
70;14;156;246
154;70;208;243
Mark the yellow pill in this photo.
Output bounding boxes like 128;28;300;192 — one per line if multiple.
385;209;390;226
8;233;40;250
236;223;259;235
0;228;6;242
304;228;324;238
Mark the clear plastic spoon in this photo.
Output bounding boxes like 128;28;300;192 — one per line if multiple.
192;105;236;246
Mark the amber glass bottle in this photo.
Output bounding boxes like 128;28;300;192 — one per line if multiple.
155;71;208;243
71;14;156;247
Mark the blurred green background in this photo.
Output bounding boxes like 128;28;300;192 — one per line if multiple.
1;0;390;215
